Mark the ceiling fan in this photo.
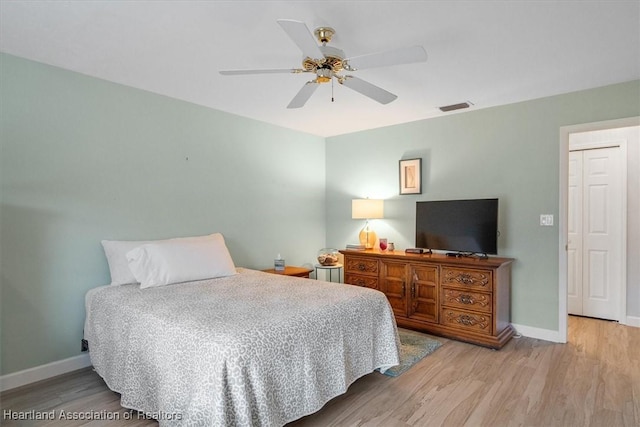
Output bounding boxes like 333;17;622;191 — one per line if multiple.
219;19;428;108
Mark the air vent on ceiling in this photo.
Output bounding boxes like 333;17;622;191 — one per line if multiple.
439;102;473;112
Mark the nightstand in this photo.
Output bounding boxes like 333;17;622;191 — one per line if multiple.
261;266;314;278
314;263;343;283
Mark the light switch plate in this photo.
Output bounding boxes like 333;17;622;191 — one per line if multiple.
540;214;554;226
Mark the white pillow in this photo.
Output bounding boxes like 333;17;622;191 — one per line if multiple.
102;239;154;285
126;233;237;289
101;234;220;286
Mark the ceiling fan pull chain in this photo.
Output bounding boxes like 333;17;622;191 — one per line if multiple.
331;77;335;102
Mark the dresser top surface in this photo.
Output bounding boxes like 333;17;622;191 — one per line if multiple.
340;249;514;268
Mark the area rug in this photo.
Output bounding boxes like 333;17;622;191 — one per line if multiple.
382;328;443;377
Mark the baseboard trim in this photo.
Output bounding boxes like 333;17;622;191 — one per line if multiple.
626;316;640;327
0;353;92;393
511;323;565;343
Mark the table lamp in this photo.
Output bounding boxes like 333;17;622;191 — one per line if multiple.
352;199;384;249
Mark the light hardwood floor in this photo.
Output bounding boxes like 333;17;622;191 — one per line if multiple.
2;316;638;426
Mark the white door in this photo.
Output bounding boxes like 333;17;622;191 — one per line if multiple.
567;147;623;320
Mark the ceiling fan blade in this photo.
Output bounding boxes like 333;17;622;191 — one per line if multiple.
277;19;324;60
287;81;320;109
345;45;427;70
340;76;397;105
220;68;303;75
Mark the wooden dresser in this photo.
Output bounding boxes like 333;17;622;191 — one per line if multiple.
340;249;515;349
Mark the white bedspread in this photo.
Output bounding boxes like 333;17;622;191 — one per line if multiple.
84;268;400;426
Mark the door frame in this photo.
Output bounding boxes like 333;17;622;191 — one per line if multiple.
559;116;639;342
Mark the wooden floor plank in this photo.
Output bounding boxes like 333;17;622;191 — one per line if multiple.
1;316;638;426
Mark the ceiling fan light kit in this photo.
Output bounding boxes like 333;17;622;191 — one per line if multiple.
220;19;428;108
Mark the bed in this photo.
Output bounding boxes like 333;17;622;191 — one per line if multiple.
84;267;400;426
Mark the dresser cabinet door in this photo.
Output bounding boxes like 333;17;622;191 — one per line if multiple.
407;264;439;323
380;261;408;317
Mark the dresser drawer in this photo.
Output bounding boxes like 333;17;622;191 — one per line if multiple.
442;288;492;313
442;267;492;291
345;257;379;276
441;308;492;335
345;273;378;290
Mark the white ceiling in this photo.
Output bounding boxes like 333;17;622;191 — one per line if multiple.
1;1;639;137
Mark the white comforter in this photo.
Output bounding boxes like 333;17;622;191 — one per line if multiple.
84;268;400;426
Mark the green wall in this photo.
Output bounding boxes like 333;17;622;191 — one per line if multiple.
325;80;640;331
0;54;326;375
1;51;638;377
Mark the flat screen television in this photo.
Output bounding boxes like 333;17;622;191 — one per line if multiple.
415;198;499;255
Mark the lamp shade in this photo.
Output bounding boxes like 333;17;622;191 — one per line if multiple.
352;199;384;219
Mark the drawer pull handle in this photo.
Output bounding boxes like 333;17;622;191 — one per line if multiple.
459;294;473;304
401;281;406;298
358;263;366;271
459;273;474;285
459;314;475;325
356;279;365;286
447;312;488;330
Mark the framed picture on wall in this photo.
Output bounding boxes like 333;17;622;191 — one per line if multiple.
399;158;422;195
